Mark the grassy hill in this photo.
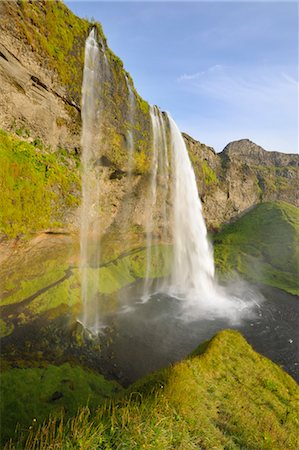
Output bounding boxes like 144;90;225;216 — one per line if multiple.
3;330;299;449
213;201;299;295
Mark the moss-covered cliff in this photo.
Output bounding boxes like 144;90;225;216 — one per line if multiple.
0;0;298;241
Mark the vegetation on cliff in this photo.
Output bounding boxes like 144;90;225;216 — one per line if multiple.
0;129;80;238
214;201;299;295
3;330;298;449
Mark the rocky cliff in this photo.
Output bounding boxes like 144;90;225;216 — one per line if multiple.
0;0;298;240
185;135;298;228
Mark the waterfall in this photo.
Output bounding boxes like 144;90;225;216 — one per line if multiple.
142;108;216;301
167;114;215;300
125;75;135;177
142;106;160;300
80;28;102;332
142;106;171;299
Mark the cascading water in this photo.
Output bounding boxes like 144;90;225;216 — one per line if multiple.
80;28;103;332
167;114;215;299
125;75;135;178
142;110;250;319
142;106;160;300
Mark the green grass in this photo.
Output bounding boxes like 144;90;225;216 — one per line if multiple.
213;201;299;294
0;363;122;445
4;330;299;449
0;129;80;238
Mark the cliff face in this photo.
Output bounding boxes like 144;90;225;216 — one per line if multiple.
185;136;298;228
0;0;298;240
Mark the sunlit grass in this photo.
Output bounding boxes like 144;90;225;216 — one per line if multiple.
4;330;299;449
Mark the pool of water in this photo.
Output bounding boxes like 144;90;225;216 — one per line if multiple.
102;282;298;385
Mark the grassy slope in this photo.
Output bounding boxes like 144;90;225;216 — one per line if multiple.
213;201;299;295
4;330;299;449
0;129;80;238
0;363;122;445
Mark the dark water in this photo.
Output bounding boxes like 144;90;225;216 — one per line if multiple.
102;283;298;385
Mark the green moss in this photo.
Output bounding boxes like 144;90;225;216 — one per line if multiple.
136;95;150;116
213;201;299;294
188;150;218;189
0;363;122;445
0;319;14;338
0;129;80;238
26;274;80;317
202;160;218;185
7;330;299;449
2;245;172;324
0;261;69;307
134;148;151;174
16;1;94;103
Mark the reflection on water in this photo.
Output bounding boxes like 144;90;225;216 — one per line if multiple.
102;282;298;385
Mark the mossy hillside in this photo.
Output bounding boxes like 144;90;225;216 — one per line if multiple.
6;330;299;449
213;201;299;294
0;129;80;239
1;244;172;335
0;362;122;445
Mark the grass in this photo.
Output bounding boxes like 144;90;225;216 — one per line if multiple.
213;201;299;295
0;363;122;445
0;129;80;238
3;330;298;449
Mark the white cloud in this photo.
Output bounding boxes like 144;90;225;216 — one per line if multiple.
177;64;225;82
178;65;297;108
175;65;298;153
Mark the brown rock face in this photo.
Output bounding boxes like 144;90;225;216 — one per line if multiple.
184;136;298;229
0;1;81;151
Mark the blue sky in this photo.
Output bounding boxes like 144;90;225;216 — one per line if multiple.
66;1;298;153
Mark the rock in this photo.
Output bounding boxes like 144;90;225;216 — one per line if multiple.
50;391;63;401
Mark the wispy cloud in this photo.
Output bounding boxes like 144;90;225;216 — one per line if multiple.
177;64;297;111
177;65;225;82
175;64;298;153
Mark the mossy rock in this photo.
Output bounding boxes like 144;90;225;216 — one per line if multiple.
0;129;80;239
213;201;299;295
